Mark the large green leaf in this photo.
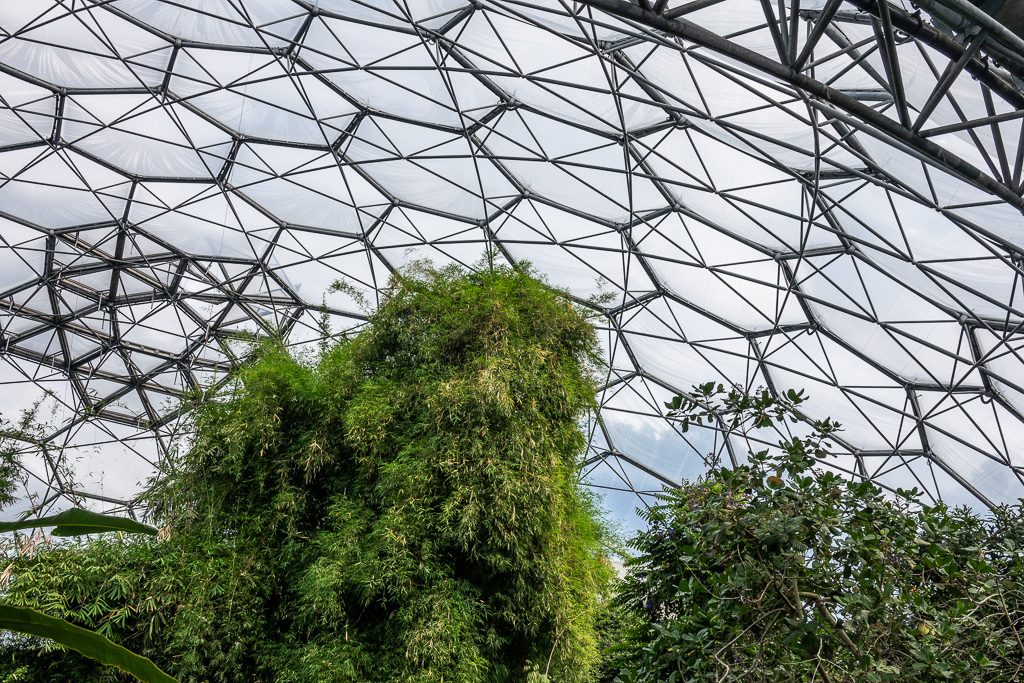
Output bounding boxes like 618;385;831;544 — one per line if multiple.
0;604;178;683
0;508;158;537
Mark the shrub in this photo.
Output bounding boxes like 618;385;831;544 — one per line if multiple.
614;384;1024;682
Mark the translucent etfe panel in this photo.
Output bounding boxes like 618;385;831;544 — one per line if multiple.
111;0;305;48
762;332;923;452
3;0;1024;518
0;3;171;88
117;300;198;351
301;15;496;127
793;256;982;387
370;207;490;269
640;127;841;251
346;117;517;218
0;217;45;290
58;419;160;501
976;330;1024;414
232;148;386;232
865;454;987;507
460;10;658;132
171;49;359;145
314;0;468;28
646;218;805;330
0;147;132;228
482;110;665;221
598;376;718;482
493;201;656;300
270;228;381;312
63;94;233;178
0;72;54;145
130;182;267;259
483;0;631;42
916;391;1024;506
593;319;640;380
582;457;656;536
623;322;755;390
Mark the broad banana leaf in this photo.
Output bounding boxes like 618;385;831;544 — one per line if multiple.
0;604;178;683
0;508;158;536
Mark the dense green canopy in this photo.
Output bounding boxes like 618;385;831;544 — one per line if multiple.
0;264;614;682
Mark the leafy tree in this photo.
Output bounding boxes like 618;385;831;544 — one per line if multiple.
613;384;1024;682
0;263;615;682
0;397;50;510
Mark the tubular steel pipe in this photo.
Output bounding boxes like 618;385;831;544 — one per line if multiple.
914;0;1024;63
842;0;1024;101
574;0;1024;213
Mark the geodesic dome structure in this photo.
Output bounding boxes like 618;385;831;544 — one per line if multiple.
3;0;1024;526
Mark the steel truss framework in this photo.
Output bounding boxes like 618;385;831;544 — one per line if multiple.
3;0;1024;525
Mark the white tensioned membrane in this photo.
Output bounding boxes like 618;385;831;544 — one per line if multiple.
3;0;1024;528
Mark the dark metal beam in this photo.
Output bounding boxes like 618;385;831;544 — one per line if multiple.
794;0;845;69
574;0;1024;213
871;4;911;128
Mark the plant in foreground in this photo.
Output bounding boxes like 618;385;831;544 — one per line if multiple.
614;383;1024;682
0;511;175;682
0;263;615;682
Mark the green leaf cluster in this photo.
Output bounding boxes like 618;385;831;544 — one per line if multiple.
614;384;1024;682
1;263;615;682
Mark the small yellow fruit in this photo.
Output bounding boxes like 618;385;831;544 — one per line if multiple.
918;621;930;636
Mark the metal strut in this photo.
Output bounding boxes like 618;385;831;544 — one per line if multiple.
573;0;1024;213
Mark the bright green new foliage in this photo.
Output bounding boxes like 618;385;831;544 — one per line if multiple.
1;264;613;682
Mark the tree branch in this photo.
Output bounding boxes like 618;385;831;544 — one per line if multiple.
798;591;861;658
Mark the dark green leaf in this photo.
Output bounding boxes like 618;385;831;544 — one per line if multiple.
0;604;177;683
0;508;158;536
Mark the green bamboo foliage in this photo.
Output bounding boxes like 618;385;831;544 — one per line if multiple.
1;264;615;682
